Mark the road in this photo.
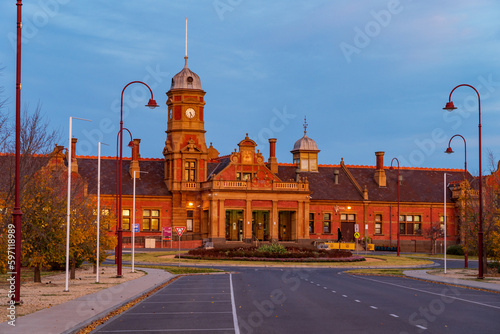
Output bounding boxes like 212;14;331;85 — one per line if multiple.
91;263;500;334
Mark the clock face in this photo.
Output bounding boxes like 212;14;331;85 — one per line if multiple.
185;108;196;119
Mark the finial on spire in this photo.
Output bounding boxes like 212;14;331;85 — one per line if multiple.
184;17;188;68
303;116;308;135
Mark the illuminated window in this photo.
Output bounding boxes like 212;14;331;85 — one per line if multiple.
142;209;160;231
122;209;131;231
375;214;382;234
184;160;196;181
187;210;193;231
323;213;331;233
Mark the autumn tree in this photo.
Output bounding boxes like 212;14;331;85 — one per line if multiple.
457;153;500;273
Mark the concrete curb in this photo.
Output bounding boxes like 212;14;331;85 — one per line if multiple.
403;269;500;293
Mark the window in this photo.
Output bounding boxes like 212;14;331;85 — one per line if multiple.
341;214;356;222
187;210;193;231
184;160;196;181
323;213;331;233
236;172;253;181
142;209;159;231
309;213;315;233
399;215;422;235
375;214;382;234
122;209;131;231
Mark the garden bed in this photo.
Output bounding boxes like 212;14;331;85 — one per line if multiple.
182;245;365;263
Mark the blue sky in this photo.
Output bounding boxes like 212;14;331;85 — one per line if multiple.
1;0;500;176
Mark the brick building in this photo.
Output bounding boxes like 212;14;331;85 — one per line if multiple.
68;56;467;252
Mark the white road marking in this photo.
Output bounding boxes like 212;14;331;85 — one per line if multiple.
355;300;361;303
390;314;399;318
230;273;240;334
370;306;378;309
354;275;500;310
331;290;336;293
342;295;348;298
416;325;427;330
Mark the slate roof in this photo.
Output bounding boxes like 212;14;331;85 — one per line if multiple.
78;157;170;197
277;164;467;203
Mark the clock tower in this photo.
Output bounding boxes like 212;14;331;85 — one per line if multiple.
163;56;208;191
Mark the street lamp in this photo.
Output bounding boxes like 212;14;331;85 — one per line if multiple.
443;84;483;279
12;0;23;305
132;170;148;273
390;158;401;257
445;134;469;268
116;81;158;277
65;117;91;292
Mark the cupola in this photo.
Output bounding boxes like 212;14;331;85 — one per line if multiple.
291;117;320;172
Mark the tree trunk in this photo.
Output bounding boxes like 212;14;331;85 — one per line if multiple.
34;265;41;283
70;257;76;279
93;263;97;274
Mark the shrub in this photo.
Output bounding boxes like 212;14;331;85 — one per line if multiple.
446;244;464;256
257;243;287;254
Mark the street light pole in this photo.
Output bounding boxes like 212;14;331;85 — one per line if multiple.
12;0;23;304
65;117;91;292
390;158;400;257
116;81;158;277
445;134;468;268
443;84;483;279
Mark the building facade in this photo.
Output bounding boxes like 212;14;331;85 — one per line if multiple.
68;56;467;252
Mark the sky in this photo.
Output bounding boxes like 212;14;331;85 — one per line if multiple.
1;0;500;176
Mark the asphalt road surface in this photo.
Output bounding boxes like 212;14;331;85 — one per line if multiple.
91;265;500;334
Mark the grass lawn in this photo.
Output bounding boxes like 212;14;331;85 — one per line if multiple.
111;251;433;268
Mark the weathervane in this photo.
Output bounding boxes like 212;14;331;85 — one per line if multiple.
303;116;308;135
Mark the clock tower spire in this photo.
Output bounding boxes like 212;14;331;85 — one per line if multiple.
163;22;208;192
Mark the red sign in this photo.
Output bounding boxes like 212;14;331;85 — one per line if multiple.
175;227;186;237
162;227;172;239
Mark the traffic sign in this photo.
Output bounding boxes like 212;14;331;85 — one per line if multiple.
175;226;186;237
354;224;359;233
133;224;139;233
354;232;360;239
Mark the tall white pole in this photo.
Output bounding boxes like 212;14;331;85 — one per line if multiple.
65;116;91;292
444;173;447;274
185;17;188;57
97;142;101;283
65;117;72;292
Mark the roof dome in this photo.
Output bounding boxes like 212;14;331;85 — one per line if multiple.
291;133;319;153
170;57;202;90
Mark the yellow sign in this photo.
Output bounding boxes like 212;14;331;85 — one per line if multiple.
354;232;360;239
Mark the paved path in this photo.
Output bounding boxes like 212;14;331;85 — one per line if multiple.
0;267;175;334
404;269;500;292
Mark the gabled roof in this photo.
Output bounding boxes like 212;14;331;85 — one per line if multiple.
277;164;467;203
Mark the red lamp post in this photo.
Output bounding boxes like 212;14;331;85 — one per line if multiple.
390;157;400;257
445;134;468;268
443;84;483;279
115;81;158;277
11;0;23;304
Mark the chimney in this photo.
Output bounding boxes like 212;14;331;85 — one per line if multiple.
334;169;339;184
267;138;278;174
71;138;78;173
129;138;141;178
374;151;386;187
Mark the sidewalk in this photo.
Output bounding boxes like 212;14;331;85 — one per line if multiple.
0;267;175;334
404;269;500;292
